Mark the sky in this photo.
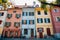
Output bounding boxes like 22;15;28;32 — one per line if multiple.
9;0;56;6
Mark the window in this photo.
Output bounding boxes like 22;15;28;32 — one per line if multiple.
14;22;20;27
0;13;1;16
44;18;50;23
26;12;28;16
2;12;4;16
24;29;28;35
16;14;21;18
37;11;41;15
22;12;24;16
44;11;47;15
13;10;16;13
32;12;34;16
29;20;34;24
16;31;18;36
29;12;34;16
54;9;58;12
0;12;4;16
7;14;12;18
0;20;2;24
22;12;27;16
22;20;27;24
56;17;60;22
29;12;31;16
10;31;13;37
37;28;43;32
5;22;11;27
37;18;43;23
2;0;7;3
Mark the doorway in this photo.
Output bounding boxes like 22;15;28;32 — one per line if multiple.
39;32;43;38
46;28;51;36
5;31;8;37
31;29;34;38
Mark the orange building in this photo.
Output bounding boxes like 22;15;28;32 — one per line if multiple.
35;7;53;38
2;7;22;38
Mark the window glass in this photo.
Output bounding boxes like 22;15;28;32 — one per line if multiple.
44;18;50;23
16;14;21;18
37;18;43;23
22;20;27;24
0;20;2;24
5;22;11;27
44;11;47;15
57;17;60;22
37;11;41;15
24;29;28;35
7;14;12;18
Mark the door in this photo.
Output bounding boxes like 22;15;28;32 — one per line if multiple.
46;28;51;36
39;32;43;38
10;31;13;38
5;31;8;37
31;29;34;38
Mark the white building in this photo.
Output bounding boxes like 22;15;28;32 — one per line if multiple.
21;7;36;38
0;9;7;37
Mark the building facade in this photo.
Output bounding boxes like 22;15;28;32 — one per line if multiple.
21;7;36;38
2;7;22;38
0;10;7;37
50;6;60;38
35;7;53;38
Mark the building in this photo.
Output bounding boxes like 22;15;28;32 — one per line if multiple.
0;9;7;37
2;7;22;38
35;7;53;38
21;7;36;38
50;6;60;38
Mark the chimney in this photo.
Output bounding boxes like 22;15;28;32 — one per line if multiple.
35;4;39;7
25;3;27;7
33;1;36;7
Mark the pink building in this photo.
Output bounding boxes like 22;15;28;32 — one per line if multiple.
2;7;22;38
51;6;60;38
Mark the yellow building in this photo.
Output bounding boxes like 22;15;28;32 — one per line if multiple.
35;7;53;38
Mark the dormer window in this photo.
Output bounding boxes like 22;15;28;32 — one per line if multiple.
7;14;12;19
16;14;21;18
5;22;11;27
14;22;20;27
